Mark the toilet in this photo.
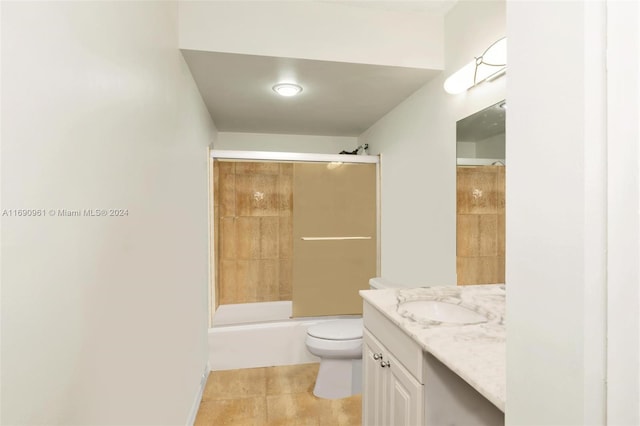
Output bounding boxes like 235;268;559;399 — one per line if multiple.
304;277;398;399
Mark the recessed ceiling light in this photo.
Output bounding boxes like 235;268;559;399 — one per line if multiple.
272;83;303;97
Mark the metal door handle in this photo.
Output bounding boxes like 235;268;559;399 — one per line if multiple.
380;360;390;368
373;353;382;360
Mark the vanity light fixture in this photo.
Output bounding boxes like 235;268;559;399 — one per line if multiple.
444;37;507;95
272;83;303;97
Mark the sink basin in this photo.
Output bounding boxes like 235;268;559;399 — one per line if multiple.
398;300;488;325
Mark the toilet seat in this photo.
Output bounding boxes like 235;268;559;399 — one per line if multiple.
306;319;363;360
307;319;363;341
305;334;362;358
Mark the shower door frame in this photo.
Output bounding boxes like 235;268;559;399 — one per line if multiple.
208;149;381;327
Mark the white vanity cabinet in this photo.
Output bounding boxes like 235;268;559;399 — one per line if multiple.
362;298;506;426
363;329;423;426
362;302;424;426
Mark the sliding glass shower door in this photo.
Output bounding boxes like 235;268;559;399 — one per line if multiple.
292;162;377;317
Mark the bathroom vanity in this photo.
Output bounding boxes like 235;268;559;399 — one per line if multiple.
360;285;505;426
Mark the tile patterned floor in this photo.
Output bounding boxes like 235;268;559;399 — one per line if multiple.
194;363;362;426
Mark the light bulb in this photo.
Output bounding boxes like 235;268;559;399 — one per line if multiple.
444;61;477;94
272;83;303;97
443;37;507;95
482;38;507;66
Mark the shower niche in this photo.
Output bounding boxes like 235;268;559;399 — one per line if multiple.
456;100;506;285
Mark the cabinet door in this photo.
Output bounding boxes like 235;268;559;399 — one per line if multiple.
363;330;387;426
387;351;424;426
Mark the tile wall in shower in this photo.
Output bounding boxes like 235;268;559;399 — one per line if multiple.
214;161;293;304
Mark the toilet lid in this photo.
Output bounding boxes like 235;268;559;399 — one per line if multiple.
307;319;363;340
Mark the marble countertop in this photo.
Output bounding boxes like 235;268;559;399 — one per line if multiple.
360;284;505;412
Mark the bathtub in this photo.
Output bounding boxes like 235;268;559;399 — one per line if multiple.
208;301;360;371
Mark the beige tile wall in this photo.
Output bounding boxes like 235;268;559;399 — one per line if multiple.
213;161;219;311
213;161;293;305
456;166;505;285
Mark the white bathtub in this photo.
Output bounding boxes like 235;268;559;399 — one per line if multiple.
208;301;360;371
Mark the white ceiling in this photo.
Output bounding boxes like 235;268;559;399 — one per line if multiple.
181;50;440;137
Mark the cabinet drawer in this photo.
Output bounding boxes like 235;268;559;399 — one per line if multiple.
363;301;423;383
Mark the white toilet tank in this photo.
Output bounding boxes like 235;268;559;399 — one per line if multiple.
369;277;400;289
369;277;423;290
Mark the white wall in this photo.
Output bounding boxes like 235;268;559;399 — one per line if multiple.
1;2;216;424
476;133;506;159
457;141;477;158
606;1;640;424
457;134;505;160
178;1;444;69
506;1;607;424
215;132;358;154
359;0;506;286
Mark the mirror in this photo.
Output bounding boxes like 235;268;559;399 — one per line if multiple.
457;100;506;165
456;100;506;286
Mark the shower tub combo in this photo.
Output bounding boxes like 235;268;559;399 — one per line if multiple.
209;150;379;372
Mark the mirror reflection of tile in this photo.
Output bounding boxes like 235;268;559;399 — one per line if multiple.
456;101;506;285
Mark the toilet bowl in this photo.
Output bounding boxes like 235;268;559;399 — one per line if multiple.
304;277;399;399
305;318;363;399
